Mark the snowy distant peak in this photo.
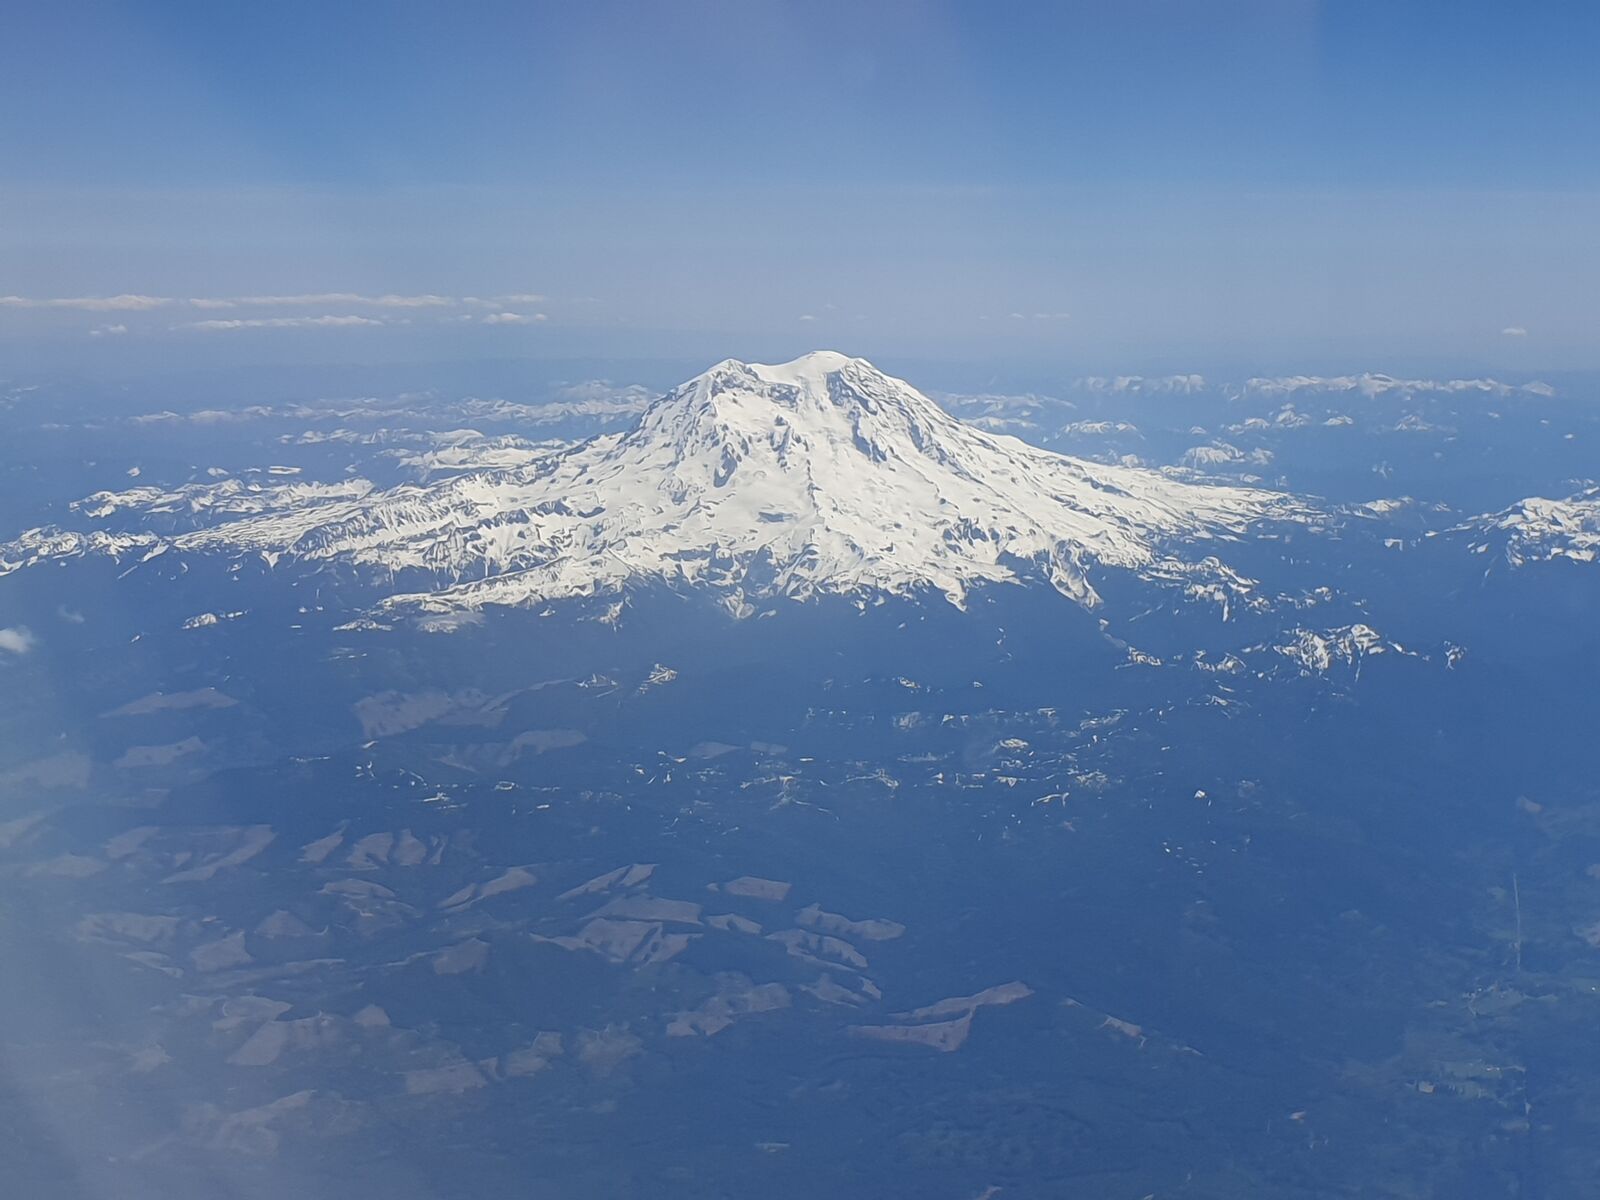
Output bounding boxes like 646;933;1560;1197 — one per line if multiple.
1071;374;1209;395
1238;373;1555;401
0;352;1313;618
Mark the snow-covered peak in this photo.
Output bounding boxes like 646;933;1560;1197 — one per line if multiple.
647;351;937;436
1;353;1313;618
675;349;871;395
748;349;862;387
628;351;978;490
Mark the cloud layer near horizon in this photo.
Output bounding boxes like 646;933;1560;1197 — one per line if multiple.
2;291;545;311
0;291;554;334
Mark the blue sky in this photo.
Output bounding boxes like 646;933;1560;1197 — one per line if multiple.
2;0;1597;373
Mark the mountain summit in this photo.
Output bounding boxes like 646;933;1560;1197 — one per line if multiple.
4;353;1306;617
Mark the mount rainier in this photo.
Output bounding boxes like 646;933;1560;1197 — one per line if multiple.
3;352;1312;617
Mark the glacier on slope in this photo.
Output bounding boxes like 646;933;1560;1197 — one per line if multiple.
2;352;1310;616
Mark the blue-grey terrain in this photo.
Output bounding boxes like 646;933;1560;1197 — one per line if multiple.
1;355;1597;1199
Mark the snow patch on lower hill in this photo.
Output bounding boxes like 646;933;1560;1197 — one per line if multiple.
73;477;375;521
1265;624;1417;676
390;430;570;476
0;352;1319;619
0;528;165;575
1181;442;1273;470
1453;489;1600;566
182;610;247;630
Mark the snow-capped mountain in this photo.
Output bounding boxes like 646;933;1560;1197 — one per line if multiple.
3;352;1310;616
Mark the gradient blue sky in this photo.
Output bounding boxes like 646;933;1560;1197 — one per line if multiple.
2;0;1597;373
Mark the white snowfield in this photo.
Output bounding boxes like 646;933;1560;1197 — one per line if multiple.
1;352;1308;614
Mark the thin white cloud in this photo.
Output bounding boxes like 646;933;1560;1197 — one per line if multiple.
182;315;387;331
0;626;36;655
219;293;453;309
365;294;448;308
481;311;545;325
5;291;547;315
798;314;817;322
0;294;172;311
88;323;129;337
464;293;548;308
1501;326;1528;337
